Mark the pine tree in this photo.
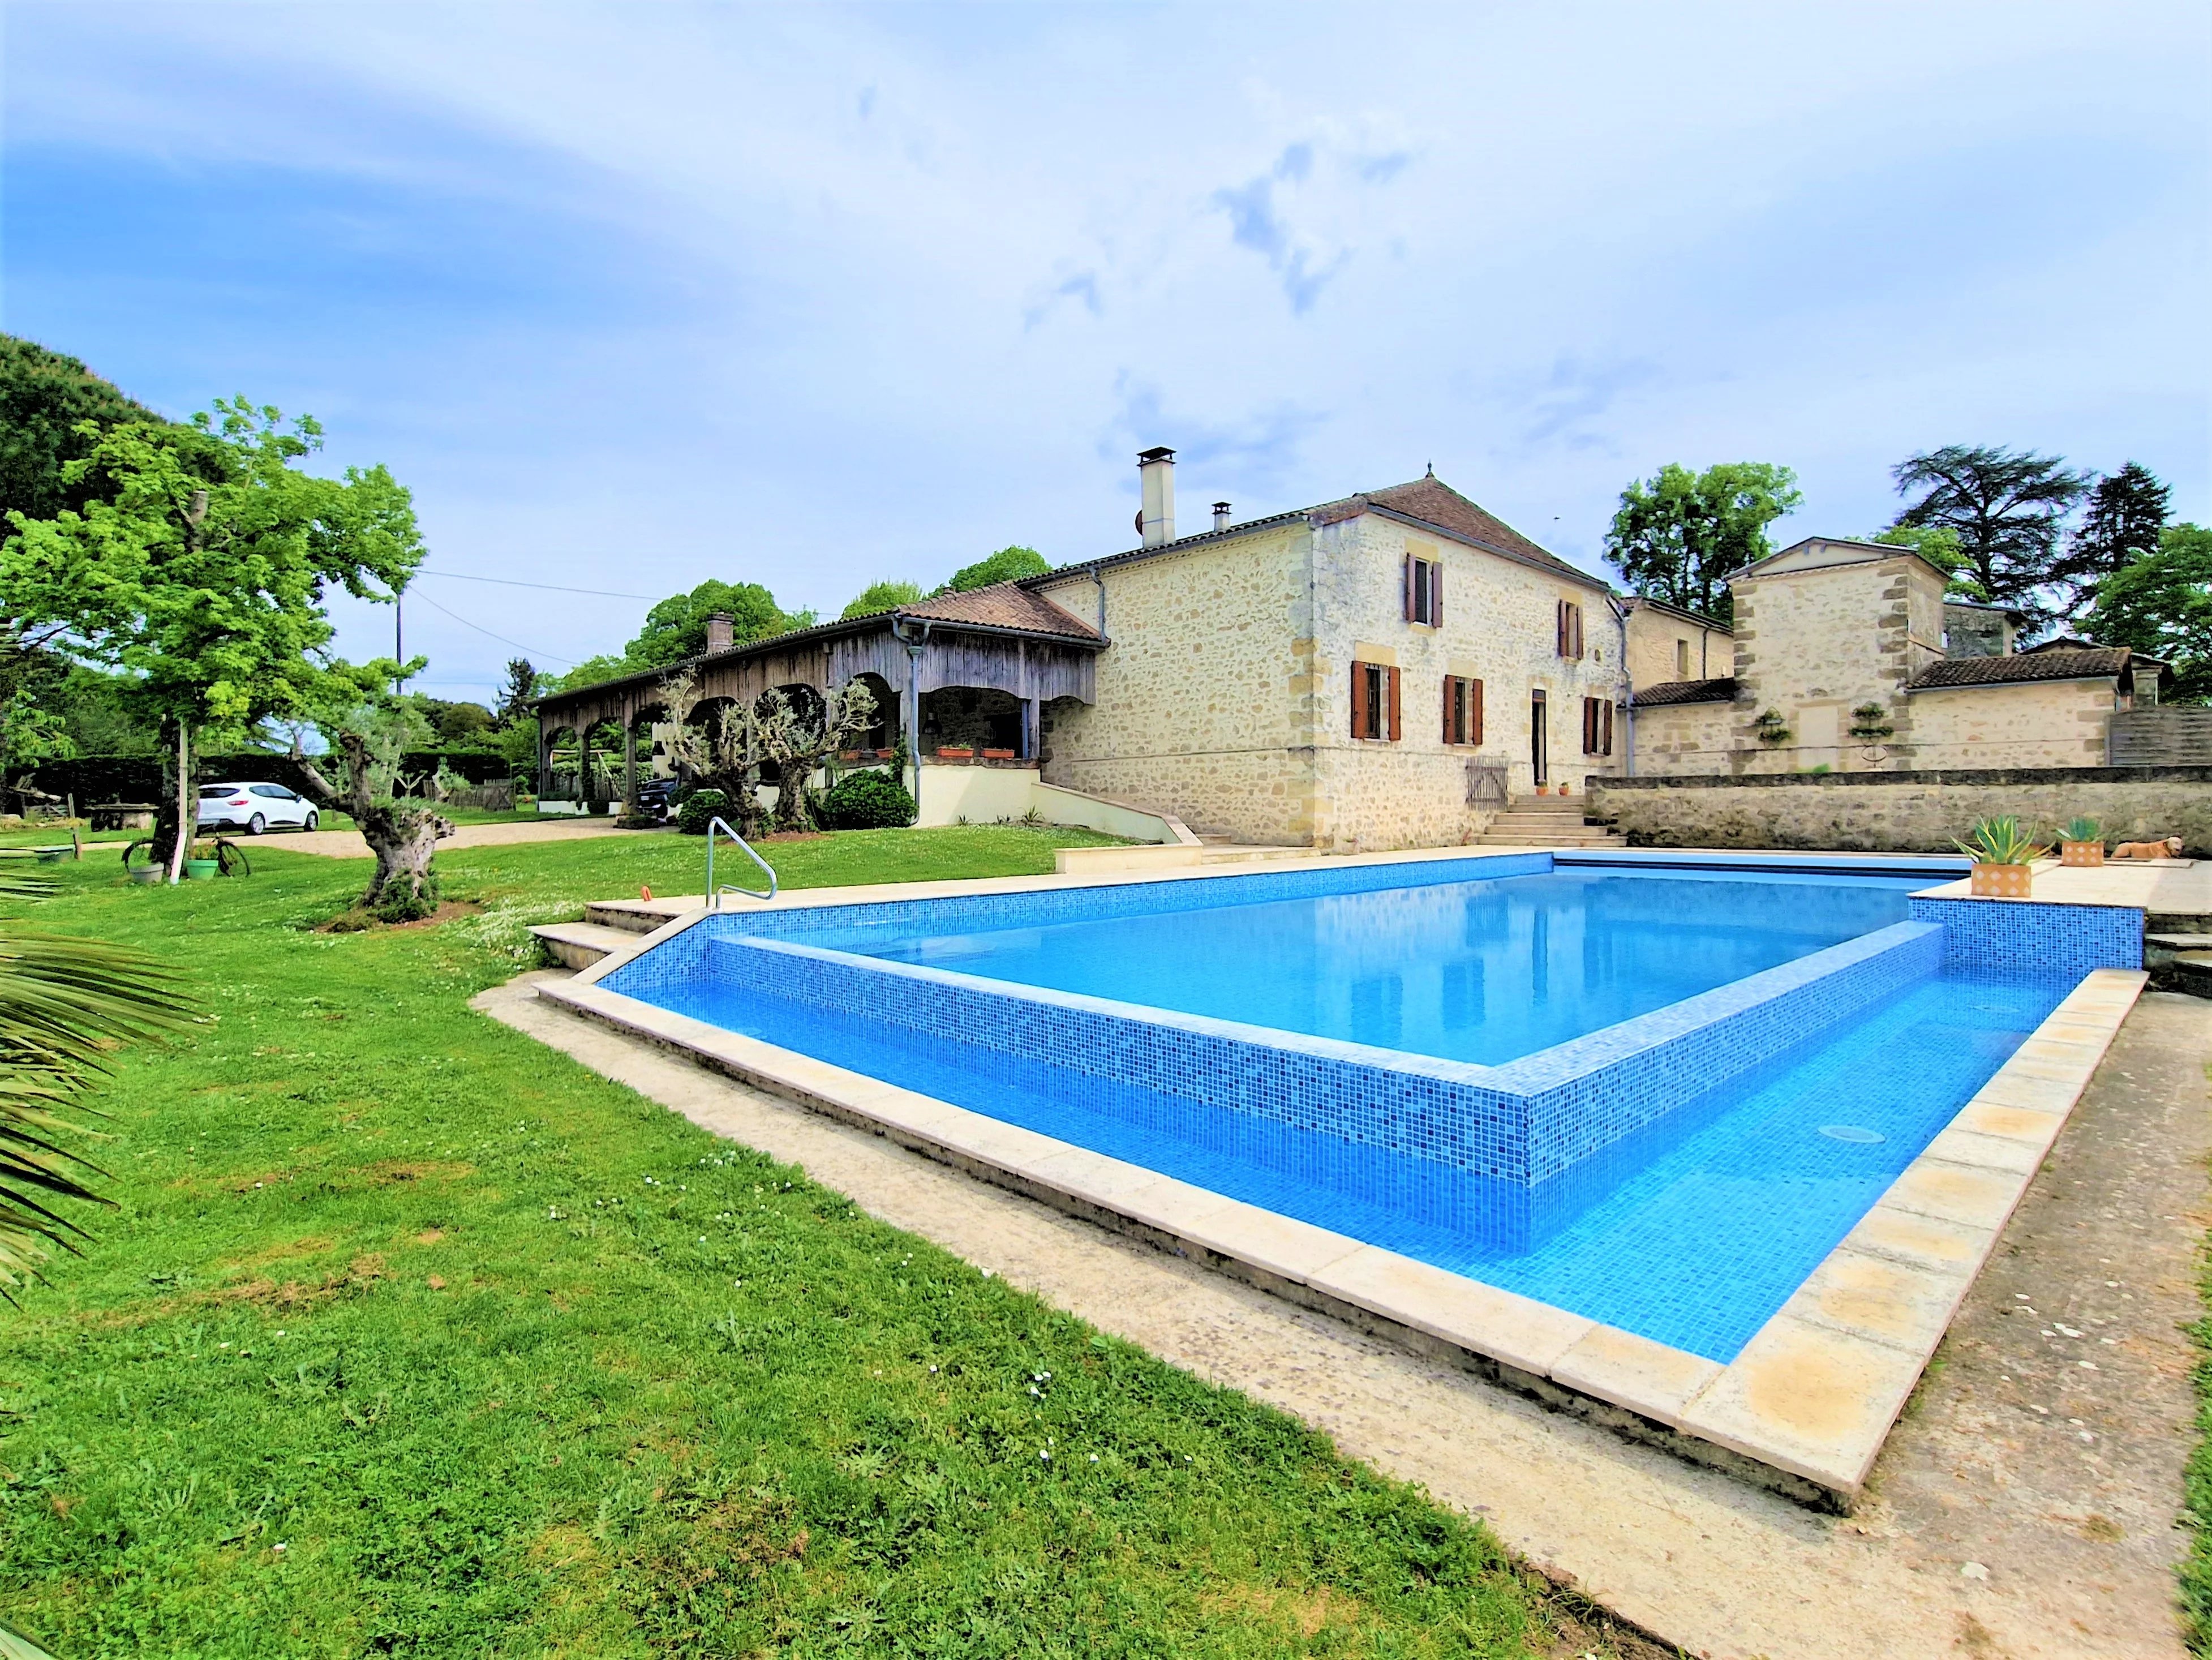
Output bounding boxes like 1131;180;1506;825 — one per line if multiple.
1888;445;2090;619
495;657;538;726
2052;462;2170;619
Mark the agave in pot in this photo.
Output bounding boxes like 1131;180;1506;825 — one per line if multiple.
1952;816;2051;898
2058;815;2104;868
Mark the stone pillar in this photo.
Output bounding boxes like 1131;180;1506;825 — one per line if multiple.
621;704;638;815
535;720;550;808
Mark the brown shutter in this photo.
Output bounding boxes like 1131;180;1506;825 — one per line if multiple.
1472;679;1484;746
1580;697;1592;753
1574;605;1584;658
1442;675;1455;744
1555;600;1565;655
1431;562;1444;629
1604;700;1614;756
1351;660;1368;739
1388;665;1402;741
1403;556;1414;622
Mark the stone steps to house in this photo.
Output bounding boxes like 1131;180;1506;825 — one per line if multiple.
1471;833;1625;848
2161;951;2212;1000
529;920;641;970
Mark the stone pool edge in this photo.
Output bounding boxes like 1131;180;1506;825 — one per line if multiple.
526;901;2144;1509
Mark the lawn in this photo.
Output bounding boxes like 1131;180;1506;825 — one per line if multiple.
0;833;1571;1657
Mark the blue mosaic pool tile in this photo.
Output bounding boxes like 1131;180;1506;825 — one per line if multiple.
1906;896;2141;976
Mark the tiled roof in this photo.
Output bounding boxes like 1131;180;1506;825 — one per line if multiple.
1633;676;1738;706
1909;648;2132;689
894;582;1100;639
1622;594;1732;632
1312;476;1600;586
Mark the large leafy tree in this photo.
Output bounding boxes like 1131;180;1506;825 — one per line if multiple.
0;336;162;529
625;579;808;668
936;546;1050;596
2;398;423;881
1601;462;1801;624
1887;444;2090;616
2051;461;2171;620
841;579;925;619
2084;522;2212;705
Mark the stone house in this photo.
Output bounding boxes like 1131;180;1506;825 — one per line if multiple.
1626;535;2160;775
1028;450;1626;850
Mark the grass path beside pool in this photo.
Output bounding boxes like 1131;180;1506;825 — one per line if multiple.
0;833;1565;1657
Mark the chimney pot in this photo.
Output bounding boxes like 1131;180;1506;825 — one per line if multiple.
705;611;735;654
1136;447;1176;547
1212;501;1231;531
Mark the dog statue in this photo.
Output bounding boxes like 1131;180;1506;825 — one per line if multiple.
2111;836;2183;861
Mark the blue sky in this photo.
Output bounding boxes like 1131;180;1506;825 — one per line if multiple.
6;2;2206;703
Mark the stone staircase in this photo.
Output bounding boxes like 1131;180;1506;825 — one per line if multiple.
2146;904;2212;1000
531;898;689;970
1193;835;1324;866
1470;796;1627;850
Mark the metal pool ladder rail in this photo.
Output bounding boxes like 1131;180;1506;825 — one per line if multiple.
705;817;778;908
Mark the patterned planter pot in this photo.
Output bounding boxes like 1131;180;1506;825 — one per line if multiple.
2060;841;2105;868
1969;861;2034;898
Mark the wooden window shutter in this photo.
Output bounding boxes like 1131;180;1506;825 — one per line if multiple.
1603;700;1614;755
1431;563;1444;629
1351;660;1369;739
1472;678;1484;746
1556;600;1566;656
1403;556;1415;622
1580;697;1592;753
1388;665;1402;741
1442;676;1455;744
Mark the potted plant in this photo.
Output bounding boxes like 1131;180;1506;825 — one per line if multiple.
936;745;974;760
2059;816;2104;868
981;747;1016;760
182;840;222;881
1952;816;2048;899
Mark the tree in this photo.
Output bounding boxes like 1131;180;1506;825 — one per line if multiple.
418;697;496;747
0;336;162;530
1888;444;2090;616
625;580;802;668
841;579;925;619
495;658;539;726
1869;522;1969;580
755;683;879;833
294;709;455;919
1;399;423;881
935;546;1050;596
2051;461;2171;620
2084;523;2212;705
0;861;193;1294
1602;462;1801;624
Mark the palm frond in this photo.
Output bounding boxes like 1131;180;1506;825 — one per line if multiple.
0;887;197;1294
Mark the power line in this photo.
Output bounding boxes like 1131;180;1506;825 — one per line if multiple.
414;568;661;601
408;588;580;667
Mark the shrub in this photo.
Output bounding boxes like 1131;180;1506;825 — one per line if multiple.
368;872;440;923
817;769;915;830
675;788;729;836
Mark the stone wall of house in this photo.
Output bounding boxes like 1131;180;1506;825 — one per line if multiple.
1307;512;1626;851
1032;524;1316;843
1729;551;1945;775
1904;679;2115;769
1623;604;1731;690
1588;768;2212;857
1629;698;1739;775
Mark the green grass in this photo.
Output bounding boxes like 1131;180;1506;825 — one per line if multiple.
0;837;1559;1657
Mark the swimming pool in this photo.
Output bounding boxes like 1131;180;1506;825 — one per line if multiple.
595;853;2108;1363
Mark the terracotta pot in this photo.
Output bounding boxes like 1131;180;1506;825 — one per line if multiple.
1969;861;2034;898
2060;841;2104;868
1535;784;1549;795
936;746;973;760
981;748;1016;760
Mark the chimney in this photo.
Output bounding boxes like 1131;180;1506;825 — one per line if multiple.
1212;500;1231;531
704;611;735;654
1137;446;1175;547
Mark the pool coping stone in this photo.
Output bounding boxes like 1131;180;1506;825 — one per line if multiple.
531;861;2145;1507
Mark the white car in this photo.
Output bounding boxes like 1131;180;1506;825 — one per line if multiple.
197;782;321;835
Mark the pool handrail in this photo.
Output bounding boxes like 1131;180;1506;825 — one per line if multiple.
705;816;778;908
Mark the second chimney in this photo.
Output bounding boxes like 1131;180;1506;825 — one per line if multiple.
704;611;735;654
1212;501;1231;531
1137;446;1175;547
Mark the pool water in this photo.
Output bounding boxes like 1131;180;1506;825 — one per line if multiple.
813;868;1923;1065
609;859;2073;1362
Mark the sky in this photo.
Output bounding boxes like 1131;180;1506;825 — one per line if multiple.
5;1;2207;705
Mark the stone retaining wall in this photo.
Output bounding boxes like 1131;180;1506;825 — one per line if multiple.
1587;766;2212;857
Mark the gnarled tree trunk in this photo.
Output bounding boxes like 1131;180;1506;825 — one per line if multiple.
297;732;453;919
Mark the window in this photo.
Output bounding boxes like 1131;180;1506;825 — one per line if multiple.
1675;638;1690;679
1556;599;1584;659
1441;675;1483;746
1351;660;1400;741
1581;696;1614;756
1403;554;1444;627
